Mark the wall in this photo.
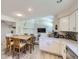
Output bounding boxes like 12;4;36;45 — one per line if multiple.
16;18;53;35
1;21;16;50
53;17;59;32
1;15;16;22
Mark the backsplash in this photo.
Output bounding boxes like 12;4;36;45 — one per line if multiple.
60;31;78;41
66;32;77;41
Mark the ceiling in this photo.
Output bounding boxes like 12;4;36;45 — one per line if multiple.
1;0;77;20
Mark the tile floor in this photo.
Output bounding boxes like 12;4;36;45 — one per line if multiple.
1;45;62;59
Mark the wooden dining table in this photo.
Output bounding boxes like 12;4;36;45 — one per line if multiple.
10;35;32;41
5;35;33;59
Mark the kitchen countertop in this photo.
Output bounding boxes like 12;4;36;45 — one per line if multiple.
39;36;78;58
61;39;78;56
39;37;66;59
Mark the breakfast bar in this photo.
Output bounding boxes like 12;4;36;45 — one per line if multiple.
39;37;78;59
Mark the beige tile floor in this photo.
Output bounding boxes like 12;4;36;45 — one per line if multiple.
1;45;62;59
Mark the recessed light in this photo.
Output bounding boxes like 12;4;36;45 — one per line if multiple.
28;8;32;12
16;13;23;16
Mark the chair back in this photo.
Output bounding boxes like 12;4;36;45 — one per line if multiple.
6;37;13;46
11;38;20;48
27;38;33;43
30;34;36;44
6;37;10;44
24;33;28;35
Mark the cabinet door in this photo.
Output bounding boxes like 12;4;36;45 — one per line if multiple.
75;11;78;32
59;16;69;31
66;47;78;59
69;12;76;32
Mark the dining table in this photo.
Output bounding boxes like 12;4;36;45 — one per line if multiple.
5;34;34;59
10;35;32;41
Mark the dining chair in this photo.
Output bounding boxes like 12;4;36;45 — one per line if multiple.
26;38;33;53
31;35;36;50
6;37;14;55
26;34;36;53
24;33;28;35
12;38;26;59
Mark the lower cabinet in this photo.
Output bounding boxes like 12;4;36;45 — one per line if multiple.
66;47;78;59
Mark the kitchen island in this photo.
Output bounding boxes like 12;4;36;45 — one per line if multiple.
39;36;78;59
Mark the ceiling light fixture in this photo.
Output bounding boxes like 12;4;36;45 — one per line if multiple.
28;8;32;12
16;13;23;16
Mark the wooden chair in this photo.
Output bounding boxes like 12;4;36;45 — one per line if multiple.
24;33;28;35
31;35;36;49
6;37;14;55
26;34;36;53
12;38;26;59
26;38;32;53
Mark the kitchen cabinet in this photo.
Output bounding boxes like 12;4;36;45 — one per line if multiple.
59;10;78;32
69;12;76;32
39;37;67;59
59;16;69;31
69;10;78;32
75;11;78;32
66;47;78;59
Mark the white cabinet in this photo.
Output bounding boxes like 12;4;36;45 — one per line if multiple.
69;12;76;32
59;16;69;31
75;11;78;32
69;11;78;32
39;38;66;59
66;47;78;59
59;10;78;32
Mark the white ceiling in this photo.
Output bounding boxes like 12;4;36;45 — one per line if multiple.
1;0;77;20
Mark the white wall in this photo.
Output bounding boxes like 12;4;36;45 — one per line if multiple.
1;15;16;22
16;18;53;35
1;21;9;50
53;17;59;32
1;21;16;50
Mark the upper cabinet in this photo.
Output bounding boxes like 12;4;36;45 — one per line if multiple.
75;11;78;32
59;10;78;32
59;16;69;31
69;12;76;32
